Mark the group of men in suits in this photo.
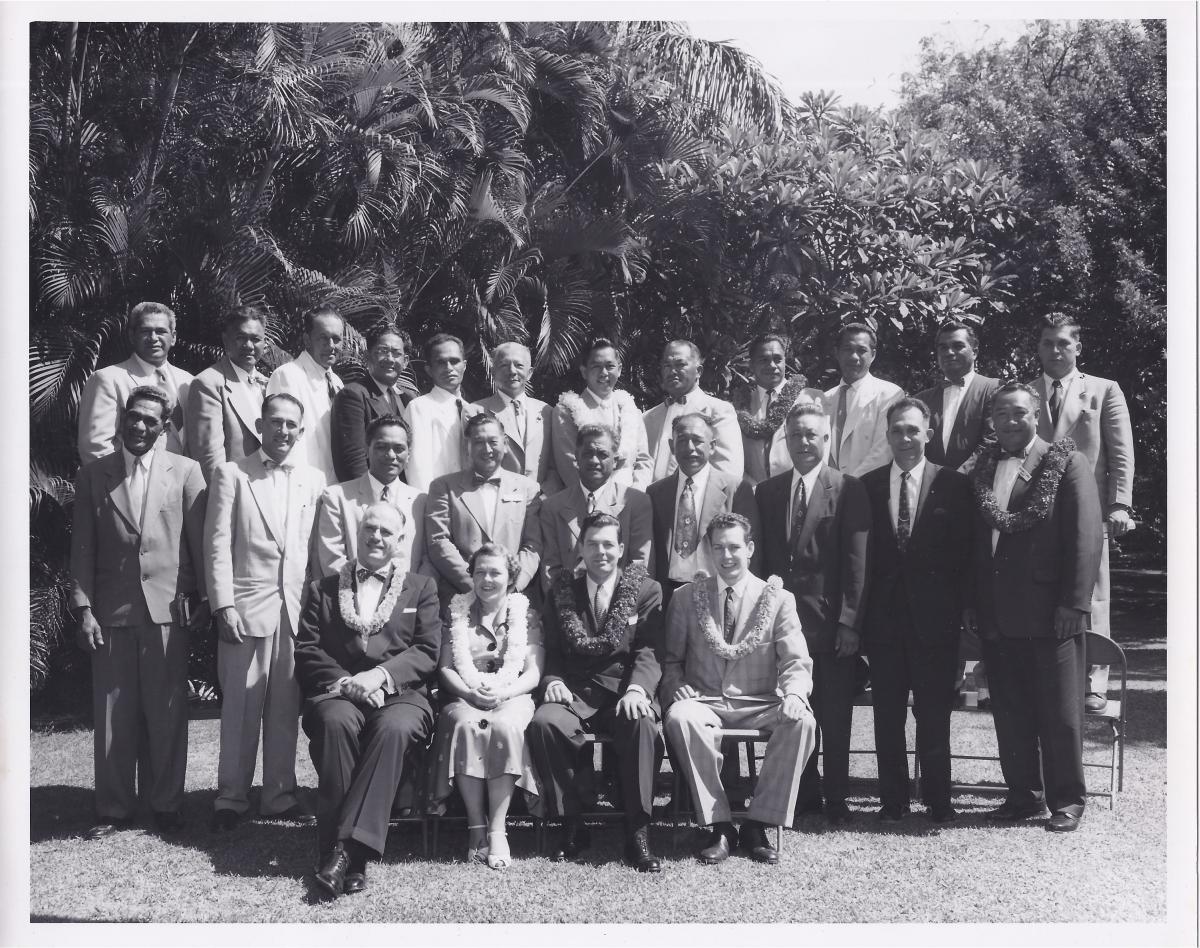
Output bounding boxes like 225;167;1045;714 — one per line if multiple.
68;299;1133;861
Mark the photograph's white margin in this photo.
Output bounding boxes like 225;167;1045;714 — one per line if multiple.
1;1;1195;945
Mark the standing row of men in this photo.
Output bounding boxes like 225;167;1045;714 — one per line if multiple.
68;301;1132;849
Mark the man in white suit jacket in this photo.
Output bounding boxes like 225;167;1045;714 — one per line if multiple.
824;323;904;477
77;301;194;463
479;342;564;497
186;307;269;483
1032;313;1135;705
204;393;326;829
315;415;432;578
643;340;744;481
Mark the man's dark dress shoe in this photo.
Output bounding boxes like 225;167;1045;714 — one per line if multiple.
623;826;661;873
1046;811;1082;833
698;822;738;864
210;808;241;832
1084;693;1108;713
929;805;958;824
739;820;779;865
876;804;907;823
343;870;367;894
153;811;185;834
315;843;350;898
825;801;854;825
343;846;368;893
263;804;316;826
984;799;1050;822
84;817;135;840
551;819;590;861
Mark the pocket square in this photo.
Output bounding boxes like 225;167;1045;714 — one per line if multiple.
627;616;638;625
402;607;418;614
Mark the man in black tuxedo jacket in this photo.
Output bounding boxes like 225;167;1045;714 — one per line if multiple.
967;382;1103;832
294;502;442;897
527;512;665;872
756;402;870;825
915;320;1001;473
331;325;414;483
861;397;972;823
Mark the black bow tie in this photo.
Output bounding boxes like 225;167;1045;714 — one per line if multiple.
263;458;293;471
356;567;389;584
473;473;502;486
943;377;966;388
1001;448;1029;461
665;394;688;406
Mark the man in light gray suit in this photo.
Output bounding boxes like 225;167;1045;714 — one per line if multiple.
1032;312;1135;709
661;513;817;866
186;306;269;483
425;413;542;602
204;392;326;831
479;341;563;497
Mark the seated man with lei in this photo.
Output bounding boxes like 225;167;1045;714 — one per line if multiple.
294;502;441;899
526;512;666;872
426;542;545;870
661;512;817;866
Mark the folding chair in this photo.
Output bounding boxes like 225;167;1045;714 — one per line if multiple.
1083;630;1128;809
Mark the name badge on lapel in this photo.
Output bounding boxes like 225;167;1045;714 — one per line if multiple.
1017;468;1032;482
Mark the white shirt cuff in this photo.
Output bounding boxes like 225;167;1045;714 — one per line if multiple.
379;667;396;695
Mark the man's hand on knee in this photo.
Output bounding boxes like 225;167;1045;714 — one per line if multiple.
781;694;810;722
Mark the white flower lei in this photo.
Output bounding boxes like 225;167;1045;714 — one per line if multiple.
338;560;406;646
558;389;641;470
691;571;786;661
448;591;530;691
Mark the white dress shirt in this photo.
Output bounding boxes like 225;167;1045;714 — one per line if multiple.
580;477;618;513
228;359;265;410
585;572;619;624
716;572;752;639
889;458;926;532
668;463;713;583
831;376;868;462
474;469;502;535
941;370;975;452
751;380;786;417
122;446;154;525
651;388;713;480
1041;368;1080;428
258;448;293;537
991;436;1035;552
404;386;473;492
787;462;824;541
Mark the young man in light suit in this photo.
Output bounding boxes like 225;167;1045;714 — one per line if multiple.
479;341;564;497
424;413;542;603
1031;313;1135;712
186;306;269;483
204;393;326;831
70;386;209;839
316;415;431;579
647;412;761;597
539;423;653;593
661;513;817;866
77;301;194;463
644;340;744;481
824;322;904;478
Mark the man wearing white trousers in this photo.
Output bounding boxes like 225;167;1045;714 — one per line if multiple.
204;392;326;830
661;512;817;866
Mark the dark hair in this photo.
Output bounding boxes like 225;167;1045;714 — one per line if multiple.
705;511;753;543
222;305;266;335
993;380;1042;409
748;333;789;359
129;301;176;333
125;385;172;421
468;542;521;590
576;422;620;451
464;412;501;439
578;511;622;545
580;337;620;368
663;339;703;361
364;322;409;353
366;413;411;445
934;319;979;350
837;322;877;350
886;396;931;424
1038;312;1082;341
263;392;305;418
302;305;343;335
425;332;464;363
670;411;716;437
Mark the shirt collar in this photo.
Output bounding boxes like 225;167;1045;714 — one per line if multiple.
791;460;824;494
131;353;168;377
296;350;328;378
891;457;927;484
840;373;871;392
428;385;462;404
258;448;294;470
677;463;711;497
122;445;153;476
368;471;398;499
579;478;617;506
496;389;526;407
227;359;251;384
1001;435;1038;461
1043;368;1079;389
717;572;751;601
946;369;975;389
585;571;619;600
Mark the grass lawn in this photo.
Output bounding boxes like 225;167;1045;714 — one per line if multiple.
29;575;1168;925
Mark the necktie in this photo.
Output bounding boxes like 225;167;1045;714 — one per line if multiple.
325;369;339;402
762;389;775;476
356;567;388;583
455;398;464;419
155;367;184;433
897;471;912;551
128;456;147;525
832;383;849;468
723;587;737;643
380;483;390;502
790;475;808;547
593;585;608;626
587;491;596;514
674;476;699;556
1049;380;1063;428
511;398;525;444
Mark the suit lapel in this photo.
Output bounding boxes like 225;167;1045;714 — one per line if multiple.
913;462;937;526
245;455;284;550
563;484;588;549
698;469;729;527
867;468;895;540
460;478;492;539
838;379;870;451
141;450;169;530
1056;374;1086;438
1007;439;1048;512
497;401;527;466
104;454;141;534
221;357;261;441
1032;377;1056;441
655;474;679;548
730;577;761;643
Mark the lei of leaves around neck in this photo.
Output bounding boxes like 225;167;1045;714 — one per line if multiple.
970;438;1076;533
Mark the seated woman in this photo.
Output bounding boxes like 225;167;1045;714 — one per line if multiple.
427;542;545;869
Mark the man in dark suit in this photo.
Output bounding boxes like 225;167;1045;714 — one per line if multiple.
967;382;1103;832
646;412;761;598
526;512;665;871
756;402;870;825
861;397;972;823
70;386;209;838
479;341;564;497
331;324;413;483
294;503;442;897
915;320;1000;473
